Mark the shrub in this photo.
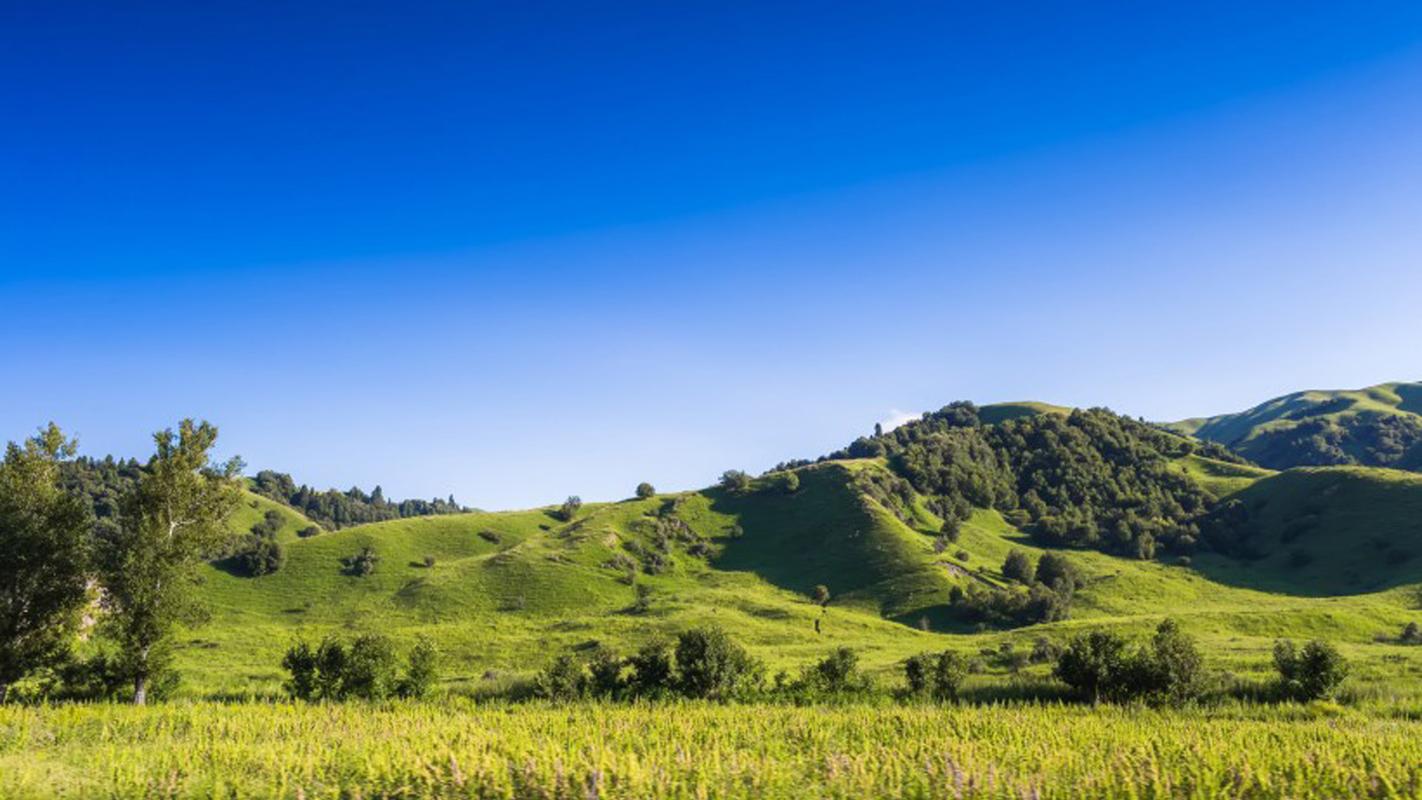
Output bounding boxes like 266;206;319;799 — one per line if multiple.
422;554;436;568
281;641;319;701
398;637;439;699
626;640;674;697
635;482;656;499
297;525;321;538
903;653;933;697
1273;639;1348;701
558;496;583;521
807;647;870;694
932;651;968;700
587;646;624;697
1054;621;1205;705
940;517;961;542
675;626;761;699
811;584;831;606
236;535;285;576
1402;622;1422;645
478;529;501;544
343;546;379;577
1054;630;1128;705
720;470;751;494
1002;550;1033;583
534;654;587;700
314;637;348;700
1033;552;1080;590
1146;619;1204;704
343;634;400;700
781;471;801;494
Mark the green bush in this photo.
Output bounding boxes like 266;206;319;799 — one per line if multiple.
675;626;761;700
534;654;587;700
397;637;439;699
343;634;400;700
626;640;674;697
1273;639;1348;701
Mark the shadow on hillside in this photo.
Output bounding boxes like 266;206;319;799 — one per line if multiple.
706;466;957;631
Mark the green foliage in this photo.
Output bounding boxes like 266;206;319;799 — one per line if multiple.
930;651;967;700
285;635;435;701
1176;382;1422;471
558;495;583;521
1033;552;1080;590
343;546;380;576
625;640;674;697
95;420;243;704
635;482;656;499
314;638;348;700
0;423;90;701
1054;630;1129;705
860;406;1226;558
251;470;464;530
811;584;831;606
534;653;587;700
398;636;439;699
586;646;624;697
902;653;932;697
1273;639;1349;701
1401;622;1422;645
1054;620;1206;705
281;641;318;701
780;471;800;494
1001;549;1033;583
342;634;400;700
720;470;751;494
235;509;287;576
675;626;761;700
803;647;871;695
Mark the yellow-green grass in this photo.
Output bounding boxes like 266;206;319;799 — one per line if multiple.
4;701;1422;799
134;461;1422;702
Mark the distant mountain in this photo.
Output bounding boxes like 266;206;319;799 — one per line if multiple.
1165;382;1422;471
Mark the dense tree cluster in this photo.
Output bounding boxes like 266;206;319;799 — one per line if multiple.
282;634;438;701
1053;619;1205;705
534;626;765;701
1218;412;1422;471
250;470;464;530
830;403;1249;560
233;510;286;576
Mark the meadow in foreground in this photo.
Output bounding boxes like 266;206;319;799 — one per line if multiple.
3;701;1420;799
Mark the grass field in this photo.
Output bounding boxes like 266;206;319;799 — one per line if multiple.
119;457;1421;703
3;701;1421;799
13;439;1422;798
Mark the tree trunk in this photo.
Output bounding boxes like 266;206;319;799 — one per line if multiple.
133;674;148;706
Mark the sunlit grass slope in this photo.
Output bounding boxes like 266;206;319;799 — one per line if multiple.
169;458;1422;699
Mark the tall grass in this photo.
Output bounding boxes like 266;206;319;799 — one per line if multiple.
2;701;1420;798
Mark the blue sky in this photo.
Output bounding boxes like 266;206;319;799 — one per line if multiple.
3;2;1422;508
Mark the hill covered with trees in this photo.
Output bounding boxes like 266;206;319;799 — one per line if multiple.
1166;381;1422;471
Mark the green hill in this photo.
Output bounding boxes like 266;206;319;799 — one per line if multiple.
168;435;1422;700
1167;381;1422;471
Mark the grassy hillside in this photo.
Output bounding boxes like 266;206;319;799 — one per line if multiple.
1167;381;1422;470
156;455;1422;700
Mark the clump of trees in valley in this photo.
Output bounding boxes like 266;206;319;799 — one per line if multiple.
250;470;464;530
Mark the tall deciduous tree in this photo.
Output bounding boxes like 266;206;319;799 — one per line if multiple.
0;423;91;703
96;420;242;704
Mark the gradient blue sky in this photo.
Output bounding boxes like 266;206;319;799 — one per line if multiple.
4;2;1422;508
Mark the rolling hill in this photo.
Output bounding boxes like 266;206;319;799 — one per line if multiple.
149;400;1422;700
1166;381;1422;471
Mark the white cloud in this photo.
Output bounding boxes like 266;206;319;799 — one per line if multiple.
879;409;919;432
